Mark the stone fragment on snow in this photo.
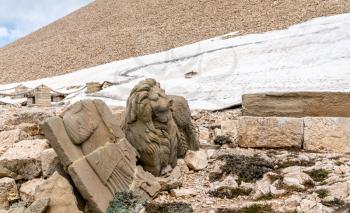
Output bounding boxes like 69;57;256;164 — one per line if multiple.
184;150;208;171
34;172;82;213
304;117;350;153
170;188;197;198
40;149;60;178
0;140;49;180
238;116;303;148
20;179;45;205
0;177;19;209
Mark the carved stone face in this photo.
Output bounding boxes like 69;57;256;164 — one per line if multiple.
149;86;173;124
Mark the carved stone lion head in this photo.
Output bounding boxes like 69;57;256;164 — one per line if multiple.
124;79;179;176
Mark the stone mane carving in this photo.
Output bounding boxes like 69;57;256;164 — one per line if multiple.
43;99;160;213
124;78;199;176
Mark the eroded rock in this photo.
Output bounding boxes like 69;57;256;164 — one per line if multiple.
184;150;208;171
0;177;19;209
238;116;303;148
20;179;45;205
0;140;49;180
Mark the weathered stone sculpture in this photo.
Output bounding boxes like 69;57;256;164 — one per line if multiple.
42;99;160;213
124;79;199;176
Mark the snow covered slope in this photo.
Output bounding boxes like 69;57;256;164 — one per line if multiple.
1;13;350;110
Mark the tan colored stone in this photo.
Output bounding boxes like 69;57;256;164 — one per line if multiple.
18;123;40;137
20;179;45;205
43;100;160;213
238;116;303;148
0;177;19;209
24;198;49;213
170;188;197;198
304;117;350;153
40;149;60;178
124;79;199;176
0;129;29;155
184;150;208;171
0;140;49;180
242;92;350;117
221;120;239;141
34;172;81;213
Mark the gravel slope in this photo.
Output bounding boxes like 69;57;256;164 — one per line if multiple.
1;0;350;84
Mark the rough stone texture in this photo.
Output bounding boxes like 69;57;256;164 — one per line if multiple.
34;172;81;213
304;117;350;153
242;92;350;117
124;79;199;176
24;198;49;213
170;188;197;198
40;149;60;178
0;140;49;180
1;0;350;84
0;177;19;209
220;120;239;144
18;123;40;137
283;172;313;189
20;179;45;205
43;99;160;213
0;129;28;155
238;116;303;148
184;150;208;171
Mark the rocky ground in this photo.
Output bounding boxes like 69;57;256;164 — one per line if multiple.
0;105;349;212
1;0;350;83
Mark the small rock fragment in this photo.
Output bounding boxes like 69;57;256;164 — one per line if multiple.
185;150;208;171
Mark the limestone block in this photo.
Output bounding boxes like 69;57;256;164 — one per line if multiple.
35;172;81;213
0;140;49;180
0;129;29;155
238;116;303;148
40;149;60;178
41;118;83;167
20;179;45;204
304;117;350;153
242;92;350;117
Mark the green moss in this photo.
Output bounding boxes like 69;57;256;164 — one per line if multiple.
240;204;273;213
255;193;274;201
208;186;252;199
306;169;329;182
303;180;315;188
217;154;273;182
315;189;329;199
216;204;273;213
145;202;193;213
277;160;315;169
107;191;144;213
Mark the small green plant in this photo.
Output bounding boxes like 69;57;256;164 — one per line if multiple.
306;169;329;182
277;159;315;169
217;154;273;182
303;180;315;188
208;186;252;199
255;193;274;201
107;191;144;213
145;202;193;213
315;189;329;199
240;204;272;213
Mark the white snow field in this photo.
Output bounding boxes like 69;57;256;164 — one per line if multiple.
1;13;350;110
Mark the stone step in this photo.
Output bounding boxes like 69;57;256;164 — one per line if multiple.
238;116;350;154
242;92;350;117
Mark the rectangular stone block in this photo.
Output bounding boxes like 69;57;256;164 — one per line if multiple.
238;116;303;148
304;117;350;153
242;92;350;117
41;117;83;167
68;158;113;213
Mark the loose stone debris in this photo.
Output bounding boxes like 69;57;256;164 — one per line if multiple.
1;88;350;212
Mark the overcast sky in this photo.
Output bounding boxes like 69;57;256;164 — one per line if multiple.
0;0;92;47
